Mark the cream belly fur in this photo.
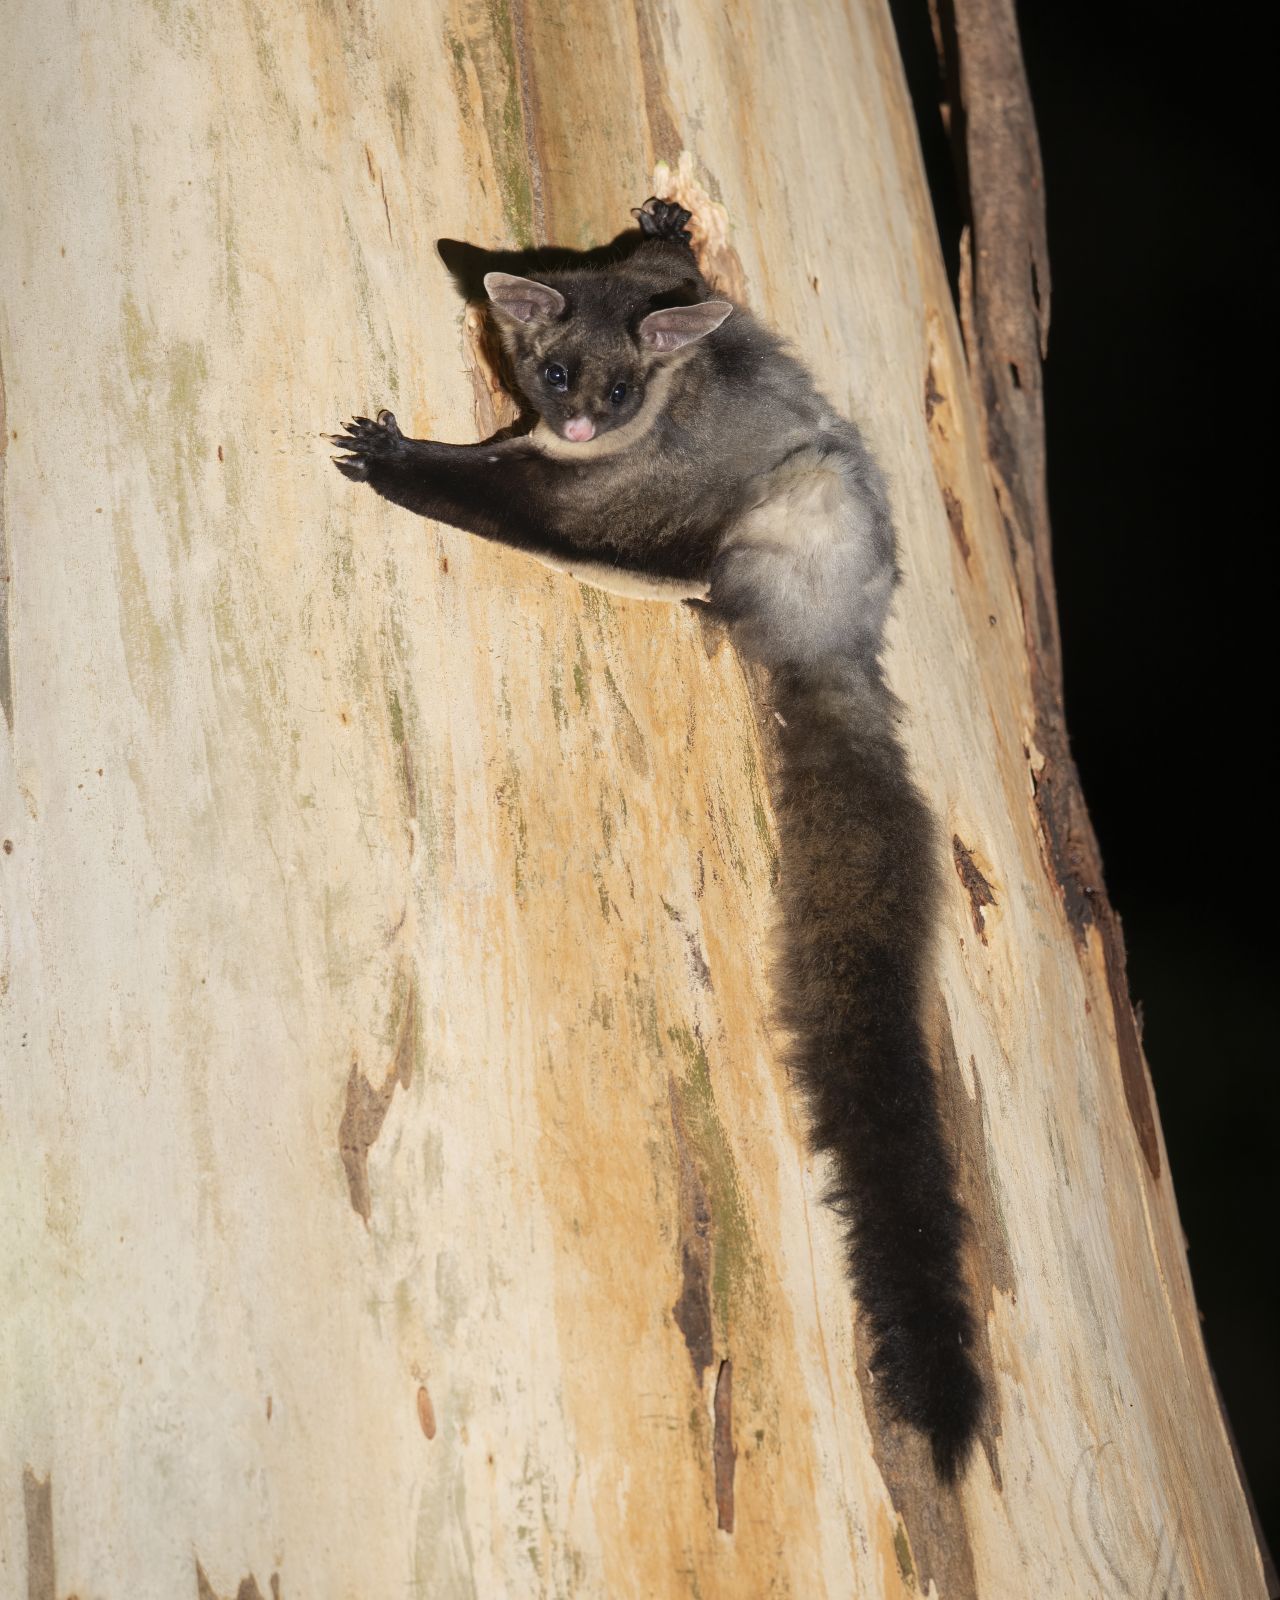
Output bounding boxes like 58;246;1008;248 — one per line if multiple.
714;450;894;666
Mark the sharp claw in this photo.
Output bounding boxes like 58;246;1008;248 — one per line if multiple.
633;196;693;242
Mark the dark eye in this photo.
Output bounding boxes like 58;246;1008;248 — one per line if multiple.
609;382;628;405
544;363;568;390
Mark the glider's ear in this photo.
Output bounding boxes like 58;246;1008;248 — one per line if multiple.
483;272;567;323
638;301;733;351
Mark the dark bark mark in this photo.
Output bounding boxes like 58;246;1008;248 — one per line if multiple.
923;356;973;564
921;350;972;569
893;1520;917;1587
1098;910;1159;1175
1027;744;1157;1176
924;361;946;426
417;1383;437;1440
952;836;996;943
684;930;712;991
938;0;1156;1177
338;1067;388;1225
713;1359;735;1533
338;972;419;1225
23;1469;55;1600
661;899;713;992
668;1078;714;1380
631;0;683;165
195;1563;276;1600
0;345;14;734
673;1238;713;1379
942;487;971;564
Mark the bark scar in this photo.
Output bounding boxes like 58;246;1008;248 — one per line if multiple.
952;836;997;943
196;1562;281;1600
939;0;1157;1176
23;1468;55;1600
339;972;418;1225
713;1358;736;1533
416;1382;437;1440
668;1077;714;1380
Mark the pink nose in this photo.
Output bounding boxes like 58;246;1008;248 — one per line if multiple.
563;416;596;442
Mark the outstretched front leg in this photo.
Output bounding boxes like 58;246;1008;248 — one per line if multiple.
330;411;709;602
331;410;567;549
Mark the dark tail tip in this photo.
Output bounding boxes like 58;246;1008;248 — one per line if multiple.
929;1357;984;1481
874;1311;985;1481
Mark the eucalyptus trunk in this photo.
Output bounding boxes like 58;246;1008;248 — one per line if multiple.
0;0;1265;1595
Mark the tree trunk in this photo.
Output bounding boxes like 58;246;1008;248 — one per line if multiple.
0;0;1265;1595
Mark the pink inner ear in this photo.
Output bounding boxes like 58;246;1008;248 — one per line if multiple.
639;301;733;350
484;272;565;323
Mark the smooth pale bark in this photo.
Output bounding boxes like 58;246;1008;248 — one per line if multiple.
0;0;1264;1596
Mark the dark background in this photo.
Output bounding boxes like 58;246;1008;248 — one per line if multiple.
892;0;1277;1557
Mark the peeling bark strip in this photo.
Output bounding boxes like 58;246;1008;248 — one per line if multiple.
338;974;418;1224
23;1468;55;1600
713;1360;735;1533
1027;738;1156;1174
668;1077;714;1380
952;836;996;942
656;154;748;304
940;0;1157;1175
940;0;1052;653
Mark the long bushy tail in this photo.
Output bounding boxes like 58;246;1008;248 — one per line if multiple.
771;659;983;1478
